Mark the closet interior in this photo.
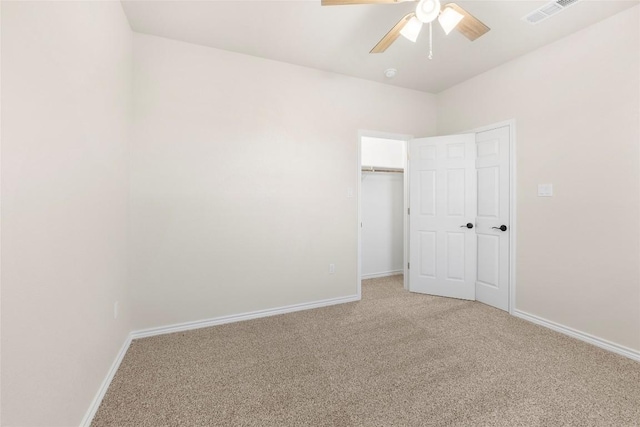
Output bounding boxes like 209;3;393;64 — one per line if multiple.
361;136;406;279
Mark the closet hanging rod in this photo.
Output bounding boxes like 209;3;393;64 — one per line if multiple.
361;166;404;174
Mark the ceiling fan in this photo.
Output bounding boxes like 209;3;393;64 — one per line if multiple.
321;0;490;58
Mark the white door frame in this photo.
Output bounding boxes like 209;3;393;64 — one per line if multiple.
357;130;413;299
465;119;517;314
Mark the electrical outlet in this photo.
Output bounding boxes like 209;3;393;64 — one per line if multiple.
329;264;336;274
114;301;119;319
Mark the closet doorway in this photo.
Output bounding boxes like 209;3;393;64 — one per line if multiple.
357;132;411;296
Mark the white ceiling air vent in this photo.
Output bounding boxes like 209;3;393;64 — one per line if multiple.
523;0;582;25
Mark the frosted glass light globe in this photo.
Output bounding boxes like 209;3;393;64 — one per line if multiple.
415;0;441;24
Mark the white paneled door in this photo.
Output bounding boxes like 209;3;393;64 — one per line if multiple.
408;134;477;300
475;125;510;311
408;126;511;311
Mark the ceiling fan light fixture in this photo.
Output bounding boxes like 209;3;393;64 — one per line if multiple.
438;6;464;35
415;0;441;24
399;16;423;43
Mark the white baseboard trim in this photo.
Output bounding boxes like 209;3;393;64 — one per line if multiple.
80;334;132;427
513;309;640;362
361;270;403;280
131;294;361;340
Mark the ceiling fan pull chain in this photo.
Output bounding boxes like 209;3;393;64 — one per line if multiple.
428;21;433;60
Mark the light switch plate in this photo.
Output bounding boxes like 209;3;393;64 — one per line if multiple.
538;184;553;197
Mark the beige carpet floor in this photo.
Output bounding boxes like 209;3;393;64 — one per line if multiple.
92;275;640;426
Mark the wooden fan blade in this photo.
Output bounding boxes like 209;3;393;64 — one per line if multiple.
370;12;415;53
446;3;490;41
322;0;412;5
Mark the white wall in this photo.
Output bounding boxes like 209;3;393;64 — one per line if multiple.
1;2;132;426
437;6;640;351
361;137;405;169
361;172;404;278
130;33;437;330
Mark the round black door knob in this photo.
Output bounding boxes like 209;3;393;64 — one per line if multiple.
460;223;474;229
492;225;508;232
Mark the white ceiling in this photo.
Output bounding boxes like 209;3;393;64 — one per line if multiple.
121;0;639;93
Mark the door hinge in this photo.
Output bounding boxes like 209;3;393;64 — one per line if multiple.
407;262;410;270
408;208;410;215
